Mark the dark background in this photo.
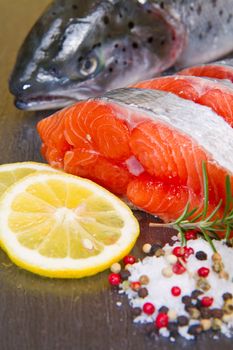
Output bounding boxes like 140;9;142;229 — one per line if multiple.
0;1;232;349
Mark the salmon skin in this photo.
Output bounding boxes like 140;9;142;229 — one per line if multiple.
133;74;233;126
179;59;233;82
10;0;233;111
37;88;233;222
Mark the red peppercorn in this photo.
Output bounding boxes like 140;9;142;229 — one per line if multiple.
171;286;181;296
172;262;186;275
108;273;121;286
172;246;185;257
201;296;214;307
155;313;169;329
185;230;198;240
143;302;155;315
130;281;141;291
198;267;210;278
181;247;193;262
123;255;136;265
183;247;194;260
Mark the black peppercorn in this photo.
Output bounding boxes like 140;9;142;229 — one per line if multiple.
191;289;204;299
148;244;162;256
222;292;233;301
177;315;189;327
138;287;148;298
226;240;233;247
195;251;207;260
195;299;202;310
188;324;203;336
182;295;192;305
158;306;169;314
120;269;131;281
200;307;212;319
185;305;193;313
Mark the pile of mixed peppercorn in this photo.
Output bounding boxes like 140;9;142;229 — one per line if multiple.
108;233;233;340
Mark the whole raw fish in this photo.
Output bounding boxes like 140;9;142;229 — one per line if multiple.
9;0;233;110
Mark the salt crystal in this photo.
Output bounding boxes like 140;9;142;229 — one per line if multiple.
122;239;233;340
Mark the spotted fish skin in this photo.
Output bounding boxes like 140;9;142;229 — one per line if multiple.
10;0;233;110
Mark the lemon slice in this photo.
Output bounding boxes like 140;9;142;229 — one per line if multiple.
0;172;139;278
0;162;58;197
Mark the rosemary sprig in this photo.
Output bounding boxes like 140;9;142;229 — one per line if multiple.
149;162;233;252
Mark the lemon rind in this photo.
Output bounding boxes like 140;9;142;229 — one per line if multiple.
0;172;139;278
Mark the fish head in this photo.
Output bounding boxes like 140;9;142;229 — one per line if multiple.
9;0;185;110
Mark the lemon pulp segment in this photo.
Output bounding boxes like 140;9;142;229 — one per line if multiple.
0;172;139;278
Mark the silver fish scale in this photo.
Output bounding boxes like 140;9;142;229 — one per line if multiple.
102;88;233;174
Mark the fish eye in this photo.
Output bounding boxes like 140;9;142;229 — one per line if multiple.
79;57;98;77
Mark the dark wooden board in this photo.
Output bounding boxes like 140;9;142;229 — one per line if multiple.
0;2;232;349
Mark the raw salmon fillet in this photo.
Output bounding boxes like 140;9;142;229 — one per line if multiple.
37;88;233;222
133;75;233;127
179;59;233;82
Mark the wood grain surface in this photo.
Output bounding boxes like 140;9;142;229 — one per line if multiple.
0;1;232;349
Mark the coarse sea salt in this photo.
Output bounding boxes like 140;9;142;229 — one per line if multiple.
121;239;233;340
